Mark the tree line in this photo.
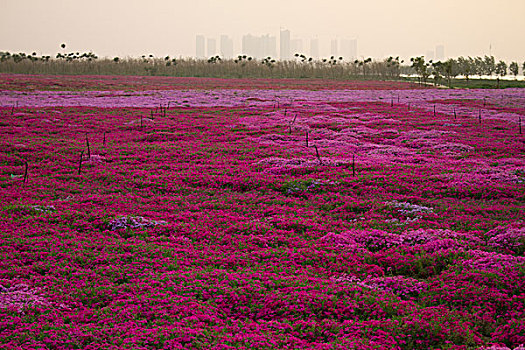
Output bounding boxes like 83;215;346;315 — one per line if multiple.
0;45;523;85
410;55;523;87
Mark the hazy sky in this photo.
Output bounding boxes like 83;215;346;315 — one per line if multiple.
1;0;524;62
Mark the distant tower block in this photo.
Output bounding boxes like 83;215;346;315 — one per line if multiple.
280;29;291;60
207;38;217;57
310;38;319;58
426;50;435;61
242;34;276;59
350;39;357;59
242;34;255;57
263;34;277;58
220;35;233;59
196;35;205;58
330;39;338;56
341;38;357;60
435;45;445;61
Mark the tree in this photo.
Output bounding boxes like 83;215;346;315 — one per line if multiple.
385;56;402;78
472;56;484;76
410;56;430;85
0;52;11;62
495;60;507;76
362;57;372;77
442;58;457;88
261;56;276;69
431;61;444;86
456;57;472;82
483;55;495;76
207;55;221;64
509;62;519;77
353;58;371;77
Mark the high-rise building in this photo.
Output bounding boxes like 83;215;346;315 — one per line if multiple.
426;50;435;61
261;34;277;58
242;34;258;58
242;34;255;57
280;29;291;60
220;35;234;59
351;39;357;59
435;45;445;61
242;34;277;59
196;35;205;58
330;39;338;57
340;38;357;60
207;38;217;57
310;38;319;58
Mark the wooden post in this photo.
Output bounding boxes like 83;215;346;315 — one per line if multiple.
103;131;106;146
478;109;481;124
314;145;322;165
352;154;355;177
305;131;309;147
85;134;91;159
78;151;84;175
23;161;28;184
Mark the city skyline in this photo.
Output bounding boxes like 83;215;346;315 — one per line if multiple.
195;32;364;61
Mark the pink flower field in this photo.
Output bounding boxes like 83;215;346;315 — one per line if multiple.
0;74;524;349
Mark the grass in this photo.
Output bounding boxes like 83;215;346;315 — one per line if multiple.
448;78;525;89
406;77;525;89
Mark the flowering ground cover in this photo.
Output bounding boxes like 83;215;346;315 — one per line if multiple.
0;74;426;92
0;75;524;349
